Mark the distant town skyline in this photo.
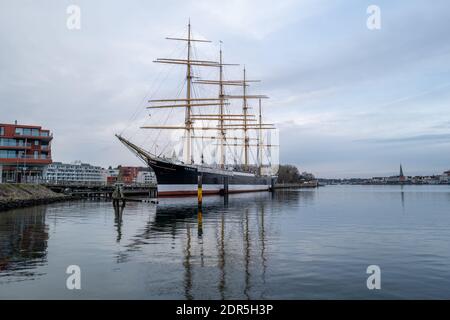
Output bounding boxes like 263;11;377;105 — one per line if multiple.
1;1;449;178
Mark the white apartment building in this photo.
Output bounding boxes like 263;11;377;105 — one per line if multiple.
43;161;107;184
136;170;156;184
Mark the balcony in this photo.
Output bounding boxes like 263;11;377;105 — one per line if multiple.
14;134;53;141
13;131;53;140
20;154;50;160
0;153;52;165
0;142;32;149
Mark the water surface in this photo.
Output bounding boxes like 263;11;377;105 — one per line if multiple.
1;185;450;299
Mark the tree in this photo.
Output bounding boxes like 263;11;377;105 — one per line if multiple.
277;165;302;183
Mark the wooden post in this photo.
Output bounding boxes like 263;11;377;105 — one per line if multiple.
197;175;203;206
223;176;229;195
197;206;203;238
270;177;275;192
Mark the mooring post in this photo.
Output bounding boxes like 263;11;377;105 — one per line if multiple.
197;174;203;206
223;176;229;195
197;206;203;238
270;177;276;192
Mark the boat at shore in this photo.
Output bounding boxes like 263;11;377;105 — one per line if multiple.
117;22;279;196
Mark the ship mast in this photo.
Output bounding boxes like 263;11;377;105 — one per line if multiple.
219;43;226;168
140;22;277;170
144;22;221;164
257;98;263;175
185;21;193;164
242;67;249;169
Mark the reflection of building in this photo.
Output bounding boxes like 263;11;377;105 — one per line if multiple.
0;122;52;183
0;206;49;273
43;161;107;184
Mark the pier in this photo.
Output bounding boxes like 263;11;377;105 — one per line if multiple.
43;182;158;200
274;181;319;189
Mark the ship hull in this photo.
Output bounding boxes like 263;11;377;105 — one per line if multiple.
147;157;273;196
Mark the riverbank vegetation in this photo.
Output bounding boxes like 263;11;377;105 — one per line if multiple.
277;165;315;184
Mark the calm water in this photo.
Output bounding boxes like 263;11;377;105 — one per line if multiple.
1;185;450;299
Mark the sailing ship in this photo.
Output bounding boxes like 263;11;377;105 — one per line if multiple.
117;22;279;196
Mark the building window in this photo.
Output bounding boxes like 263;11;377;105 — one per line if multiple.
34;140;39;146
0;127;4;135
32;128;39;136
34;151;38;159
0;150;17;158
15;128;23;135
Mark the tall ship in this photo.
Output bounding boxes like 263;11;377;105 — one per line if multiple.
117;22;279;196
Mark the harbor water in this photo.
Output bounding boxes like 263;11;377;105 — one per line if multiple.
0;185;450;299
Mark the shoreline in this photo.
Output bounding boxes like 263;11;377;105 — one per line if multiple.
0;195;78;212
0;183;79;212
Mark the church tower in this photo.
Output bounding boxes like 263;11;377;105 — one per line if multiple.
399;164;405;183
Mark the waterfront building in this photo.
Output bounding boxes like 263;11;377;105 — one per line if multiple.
106;167;120;185
117;166;142;184
0;122;52;183
105;166;156;185
370;177;386;184
439;170;450;184
43;161;107;184
399;164;406;183
136;170;156;184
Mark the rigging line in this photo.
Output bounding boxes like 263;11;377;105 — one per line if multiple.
124;50;186;142
127;63;178;143
264;131;278;161
120;40;185;137
151;78;186;151
154;78;187;157
144;45;186;147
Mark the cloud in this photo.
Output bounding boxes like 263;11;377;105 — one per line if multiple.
192;0;326;40
0;1;449;177
357;133;450;144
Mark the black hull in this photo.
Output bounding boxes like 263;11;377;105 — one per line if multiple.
147;157;274;196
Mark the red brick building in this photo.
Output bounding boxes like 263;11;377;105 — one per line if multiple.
0;122;53;183
118;166;142;184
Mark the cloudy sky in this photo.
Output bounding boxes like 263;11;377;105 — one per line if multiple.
1;0;449;178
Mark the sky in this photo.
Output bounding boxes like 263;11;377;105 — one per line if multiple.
1;0;449;178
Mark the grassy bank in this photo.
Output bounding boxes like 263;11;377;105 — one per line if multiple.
0;184;71;211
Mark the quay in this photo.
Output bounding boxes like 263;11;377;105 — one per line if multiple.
274;181;319;189
0;182;158;212
0;183;72;212
0;179;321;212
43;182;158;199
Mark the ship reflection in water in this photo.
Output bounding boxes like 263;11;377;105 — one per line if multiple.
1;186;450;299
112;191;303;300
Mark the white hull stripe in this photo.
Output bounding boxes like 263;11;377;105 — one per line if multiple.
158;184;269;193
